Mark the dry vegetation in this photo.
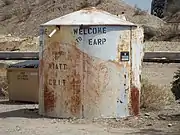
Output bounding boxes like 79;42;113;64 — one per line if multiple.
141;78;175;110
133;5;147;16
171;68;180;100
1;0;12;5
0;68;8;97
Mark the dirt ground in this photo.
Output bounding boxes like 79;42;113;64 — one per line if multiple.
0;99;179;135
0;63;180;135
142;62;180;90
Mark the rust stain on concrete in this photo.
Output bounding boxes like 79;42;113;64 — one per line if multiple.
130;86;140;116
44;84;57;112
69;71;81;115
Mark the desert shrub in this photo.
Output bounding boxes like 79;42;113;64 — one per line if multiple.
0;76;8;90
133;5;147;16
0;69;8;97
2;0;12;5
24;0;31;16
149;23;180;41
76;0;89;10
171;68;180;100
1;13;12;21
12;0;32;22
141;78;174;110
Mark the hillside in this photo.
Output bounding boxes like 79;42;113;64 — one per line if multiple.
165;0;180;22
0;0;180;41
0;0;134;37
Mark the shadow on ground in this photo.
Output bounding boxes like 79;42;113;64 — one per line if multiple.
0;108;41;118
127;129;180;135
0;100;37;105
158;113;180;121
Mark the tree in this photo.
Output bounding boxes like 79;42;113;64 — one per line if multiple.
171;68;180;100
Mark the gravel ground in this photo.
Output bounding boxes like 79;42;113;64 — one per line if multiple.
142;63;180;89
0;99;179;135
144;41;180;52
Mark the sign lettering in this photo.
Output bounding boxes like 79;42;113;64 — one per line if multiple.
52;51;65;60
89;38;106;45
49;63;67;70
48;50;67;86
76;37;82;43
73;27;106;35
48;79;66;86
73;26;107;46
17;72;29;80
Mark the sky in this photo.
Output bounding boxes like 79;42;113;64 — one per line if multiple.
123;0;152;12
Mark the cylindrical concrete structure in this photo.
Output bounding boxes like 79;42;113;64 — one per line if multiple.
39;7;144;119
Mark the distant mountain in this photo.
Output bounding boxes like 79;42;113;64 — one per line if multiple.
0;0;134;37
